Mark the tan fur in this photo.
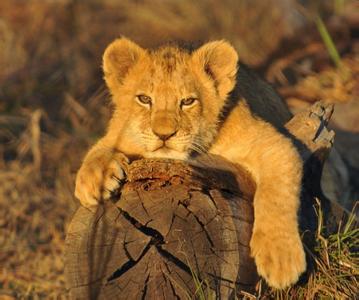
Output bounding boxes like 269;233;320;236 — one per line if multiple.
75;38;306;289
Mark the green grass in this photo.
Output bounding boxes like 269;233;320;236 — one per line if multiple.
315;16;342;68
334;0;346;15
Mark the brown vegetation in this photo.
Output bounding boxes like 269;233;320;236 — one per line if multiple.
0;0;358;298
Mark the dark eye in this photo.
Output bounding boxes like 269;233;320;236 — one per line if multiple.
181;97;197;107
136;94;152;106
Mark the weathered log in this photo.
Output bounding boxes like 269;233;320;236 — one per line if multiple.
65;102;335;299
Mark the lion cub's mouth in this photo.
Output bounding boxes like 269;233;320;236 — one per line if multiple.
146;144;187;160
152;140;178;153
153;145;176;154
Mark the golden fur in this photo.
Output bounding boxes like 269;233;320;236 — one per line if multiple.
75;38;306;289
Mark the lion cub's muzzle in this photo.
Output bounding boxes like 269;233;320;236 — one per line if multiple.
151;111;178;141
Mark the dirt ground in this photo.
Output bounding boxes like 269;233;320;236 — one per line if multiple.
0;0;358;298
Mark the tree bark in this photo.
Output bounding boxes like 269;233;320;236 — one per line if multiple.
65;101;336;299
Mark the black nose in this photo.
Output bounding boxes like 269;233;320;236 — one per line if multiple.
156;131;176;141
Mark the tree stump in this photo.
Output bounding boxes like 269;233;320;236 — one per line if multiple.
65;102;336;299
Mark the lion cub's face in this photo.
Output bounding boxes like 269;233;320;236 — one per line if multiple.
103;38;238;160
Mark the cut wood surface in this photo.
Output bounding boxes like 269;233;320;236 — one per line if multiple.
65;102;336;299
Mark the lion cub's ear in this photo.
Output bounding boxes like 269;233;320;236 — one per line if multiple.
192;40;238;99
103;38;146;91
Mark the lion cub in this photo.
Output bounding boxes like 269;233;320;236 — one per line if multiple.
75;38;306;289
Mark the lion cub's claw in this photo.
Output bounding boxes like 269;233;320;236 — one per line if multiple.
250;229;306;289
75;153;129;208
101;159;127;200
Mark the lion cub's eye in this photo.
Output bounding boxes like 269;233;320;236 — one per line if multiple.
180;97;198;108
136;94;152;106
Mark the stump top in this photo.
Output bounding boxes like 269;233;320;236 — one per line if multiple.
124;156;256;198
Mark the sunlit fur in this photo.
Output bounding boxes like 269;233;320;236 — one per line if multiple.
99;40;234;161
75;38;306;290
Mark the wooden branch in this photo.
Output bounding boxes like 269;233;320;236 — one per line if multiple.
65;102;335;299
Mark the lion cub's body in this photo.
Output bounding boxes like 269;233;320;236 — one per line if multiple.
75;39;306;289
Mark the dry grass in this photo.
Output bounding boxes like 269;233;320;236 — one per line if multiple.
191;201;359;299
0;0;358;298
258;201;359;299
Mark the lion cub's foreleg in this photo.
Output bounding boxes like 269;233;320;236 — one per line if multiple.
210;104;306;289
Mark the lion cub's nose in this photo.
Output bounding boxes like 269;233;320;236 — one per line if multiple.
152;125;177;141
152;113;178;141
156;131;177;141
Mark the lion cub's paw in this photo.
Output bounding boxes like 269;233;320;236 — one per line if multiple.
250;229;306;289
75;152;129;208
